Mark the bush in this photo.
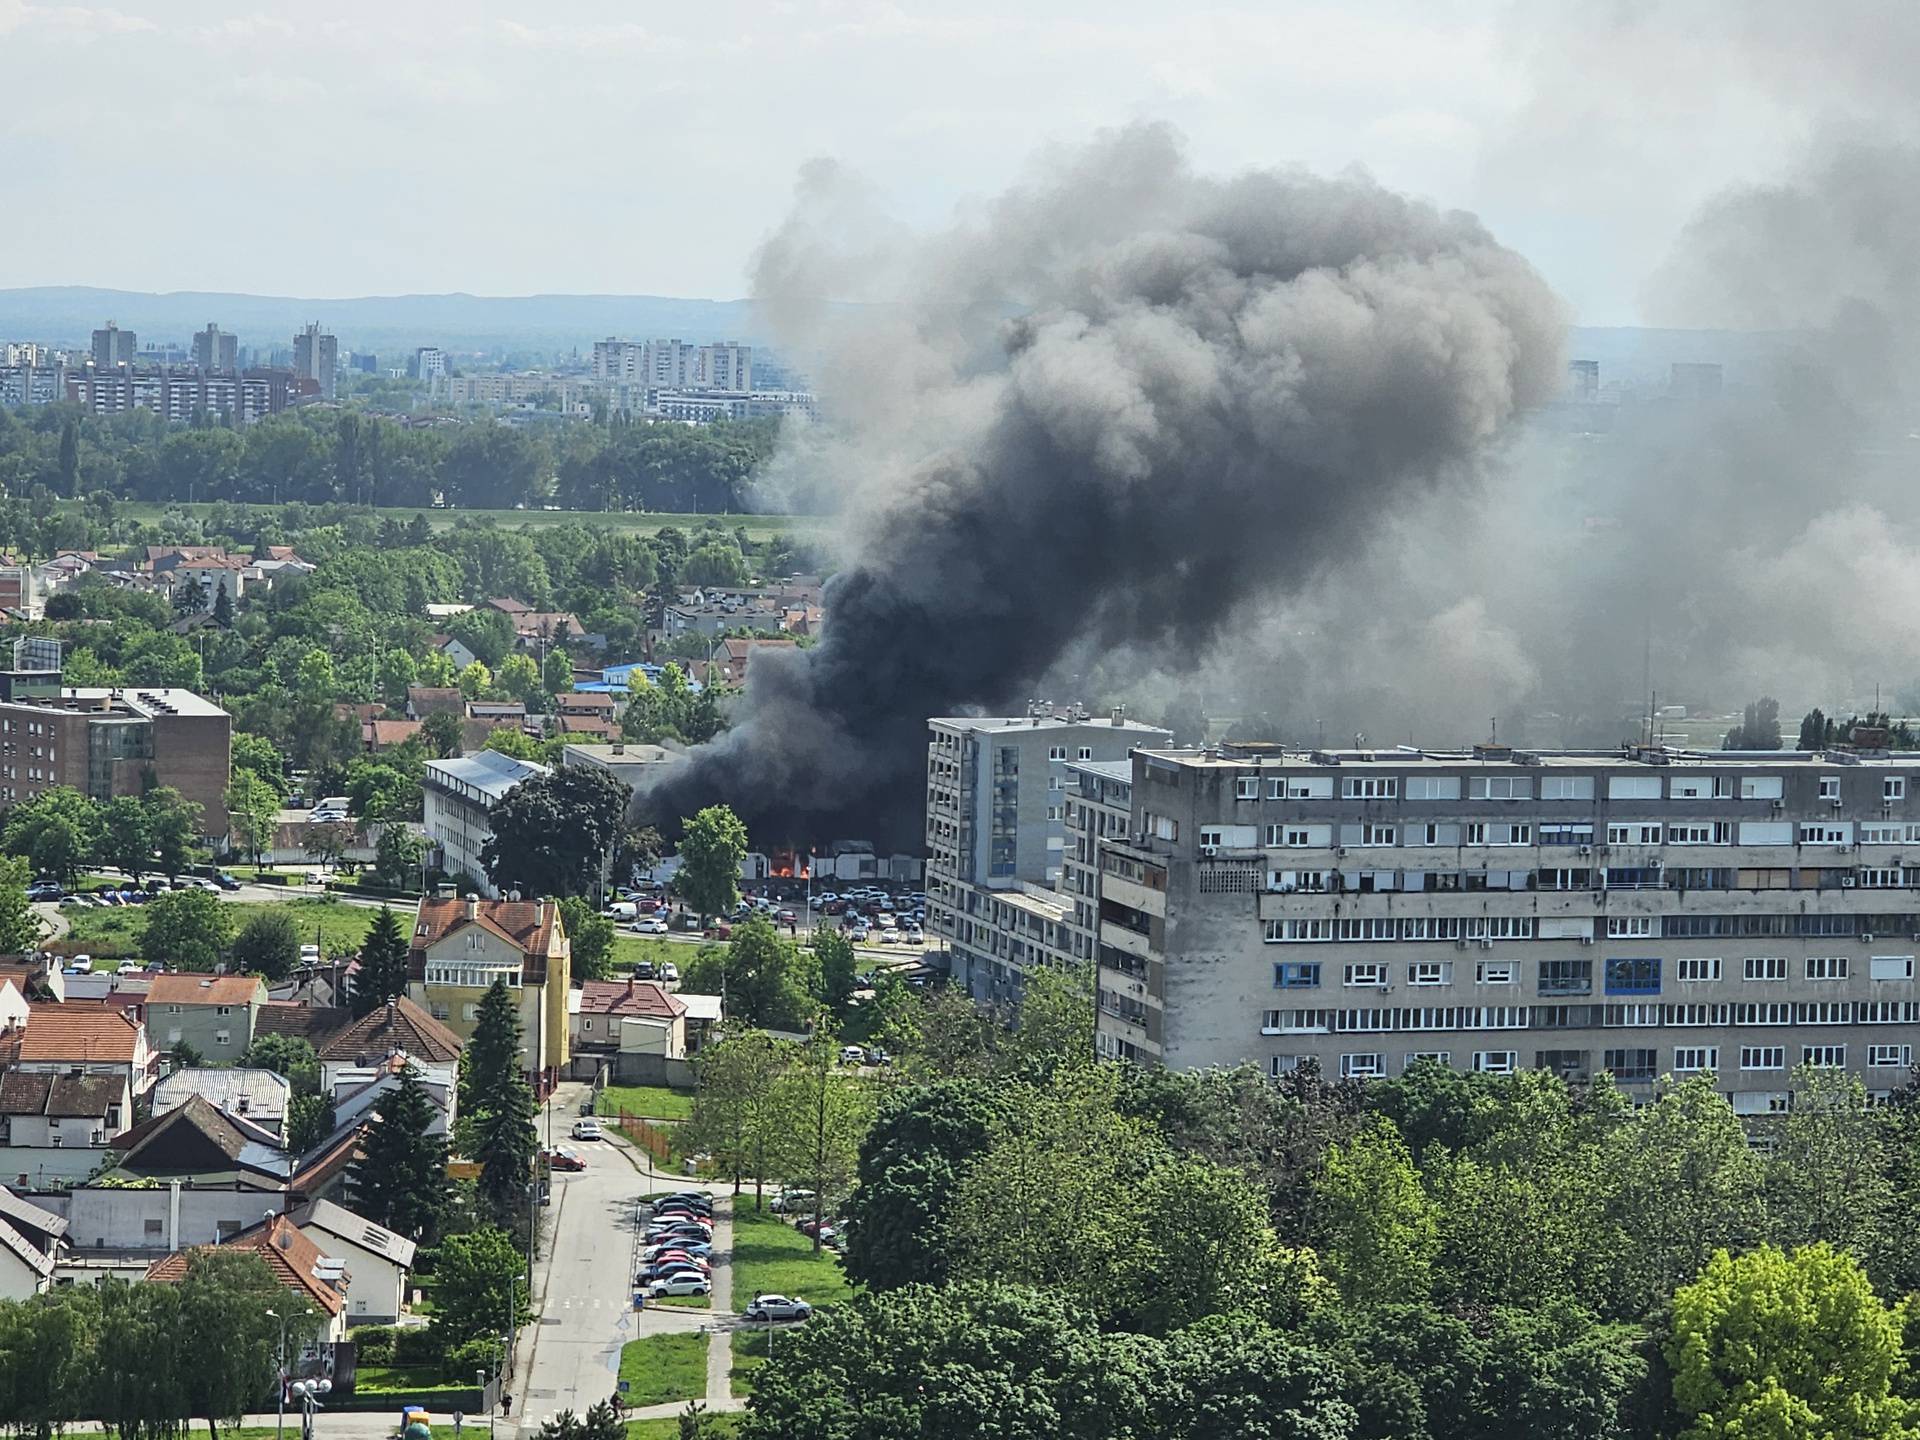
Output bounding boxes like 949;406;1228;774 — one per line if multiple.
446;1336;503;1378
394;1325;444;1365
349;1325;397;1364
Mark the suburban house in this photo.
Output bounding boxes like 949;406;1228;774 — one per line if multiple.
254;1000;351;1051
0;1187;66;1299
15;1007;156;1099
292;1198;416;1324
0;1071;131;1189
552;691;619;740
151;1068;291;1141
146;974;269;1061
313;997;463;1092
330;1054;456;1139
572;978;687;1060
146;1213;351;1341
101;1095;291;1191
405;686;464;722
408;894;570;1090
0;976;32;1031
362;718;424;753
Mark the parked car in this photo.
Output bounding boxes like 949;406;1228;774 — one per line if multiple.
659;961;680;983
847;925;871;943
633;961;657;981
743;1295;812;1322
25;882;60;902
867;1048;893;1067
572;1118;603;1141
603;901;638;921
543;1148;587;1173
300;944;321;963
770;1190;817;1215
213;871;241;891
66;956;93;975
634;917;669;935
116;961;141;976
647;1273;712;1298
795;1218;839;1241
838;1045;865;1066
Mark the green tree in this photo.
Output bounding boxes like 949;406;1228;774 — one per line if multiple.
675;805;747;922
210;579;233;629
1310;1116;1438;1305
421;709;463;758
1668;1243;1912;1440
685;1027;791;1206
349;1064;449;1243
230;732;287;796
2;786;101;885
238;1033;320;1095
373;821;425;889
140;787;203;879
813;925;858;1017
432;1226;529;1349
557;897;616;982
689;917;818;1030
462;979;539;1220
997;964;1094;1079
495;653;542;706
99;796;152;881
286;1092;335;1153
56;418;77;494
230;908;299;980
354;905;412;1017
479;765;629;899
770;1033;876;1250
1765;1067;1897;1279
303;820;353;872
173;1247;306;1438
458;660;493;701
542;648;573;696
138;887;236;972
483;727;544;762
0;854;40;956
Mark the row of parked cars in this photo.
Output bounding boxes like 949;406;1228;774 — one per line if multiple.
638;1191;717;1298
41;873;239;908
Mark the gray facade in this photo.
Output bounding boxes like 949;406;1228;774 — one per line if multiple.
925;711;1169;1002
1094;743;1920;1108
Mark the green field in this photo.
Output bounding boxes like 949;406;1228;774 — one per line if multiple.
731;1209;854;1312
98;499;822;543
600;1084;696;1121
626;1417;737;1440
62;894;389;962
610;934;702;970
730;1328;775;1393
616;1332;709;1407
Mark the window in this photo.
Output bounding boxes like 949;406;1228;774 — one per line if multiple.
1741;1046;1786;1071
1743;956;1789;982
1469;776;1532;800
1740;776;1785;800
1476;961;1517;985
1403;776;1461;800
1048;745;1066;761
1802;1044;1847;1069
1667;822;1731;845
1236;777;1259;800
1733;1002;1794;1025
1340;776;1398;799
1607;776;1661;800
1269;824;1331;848
1540;775;1595;800
1871;955;1916;980
1607;916;1655;938
1280;777;1334;799
1407;961;1450;986
1604;957;1661;995
1358;824;1397;847
1668;774;1730;799
1343;963;1390;987
1799;822;1852;845
1672;1047;1718;1074
1888;777;1908;802
1199;827;1224;850
1675;956;1722;982
1806;955;1850;981
1473;1051;1517;1075
1869;1044;1913;1068
214;1005;232;1017
1538;823;1595;847
1607;823;1662;845
1733;1091;1791;1115
1666;1003;1731;1026
1272;962;1321;989
1268;1009;1332;1033
462;1003;481;1022
1538;958;1592;994
1466;821;1532;845
1819;776;1841;801
164;1028;182;1045
429;1003;450;1021
1602;1048;1658;1082
1340;1053;1386;1079
1265;919;1333;942
1267;1055;1303;1077
1077;747;1093;761
213;1029;231;1047
1795;1002;1853;1026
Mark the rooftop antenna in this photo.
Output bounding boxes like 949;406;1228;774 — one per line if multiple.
1489;716;1497;746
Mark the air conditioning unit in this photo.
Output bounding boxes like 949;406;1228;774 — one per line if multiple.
1480;938;1495;950
1454;938;1468;950
1579;935;1595;946
1376;984;1394;995
1770;799;1785;811
1200;845;1218;857
1335;847;1349;858
1840;875;1856;888
1577;844;1592;856
1861;933;1875;943
1836;845;1852;854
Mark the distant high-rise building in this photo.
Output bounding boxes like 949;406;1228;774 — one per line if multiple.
11;636;60;674
350;352;379;374
191;323;238;372
293;322;338;399
1670;362;1723;401
91;322;135;370
410;346;447;382
1567;359;1599;402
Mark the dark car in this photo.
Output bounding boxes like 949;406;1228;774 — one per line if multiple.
25;882;61;902
633;961;657;981
543;1148;586;1173
213;872;241;891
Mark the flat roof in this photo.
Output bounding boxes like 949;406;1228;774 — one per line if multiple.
1066;759;1134;783
424;749;549;801
930;715;1171;736
561;743;681;765
1137;745;1920;771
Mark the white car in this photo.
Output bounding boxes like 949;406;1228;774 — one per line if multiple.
659;961;680;982
572;1118;603;1141
647;1273;712;1297
743;1294;811;1322
634;917;669;935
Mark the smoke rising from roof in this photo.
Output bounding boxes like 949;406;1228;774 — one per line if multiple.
643;124;1563;845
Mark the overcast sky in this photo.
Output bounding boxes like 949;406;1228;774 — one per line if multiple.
1;0;1911;323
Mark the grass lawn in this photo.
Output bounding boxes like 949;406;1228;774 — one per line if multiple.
62;893;384;963
609;934;707;970
94;499;820;543
616;1332;708;1408
223;1430;466;1440
355;1364;462;1391
730;1328;775;1394
626;1418;738;1440
600;1084;696;1121
730;1208;854;1310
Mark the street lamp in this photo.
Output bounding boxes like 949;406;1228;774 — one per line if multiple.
265;1307;288;1440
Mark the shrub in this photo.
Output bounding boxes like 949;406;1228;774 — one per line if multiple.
394;1325;444;1365
350;1325;397;1365
446;1336;504;1379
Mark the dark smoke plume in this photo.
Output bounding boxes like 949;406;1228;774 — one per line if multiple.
643;125;1563;847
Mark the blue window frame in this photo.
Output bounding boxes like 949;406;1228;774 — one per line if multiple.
1274;962;1322;990
1604;957;1661;996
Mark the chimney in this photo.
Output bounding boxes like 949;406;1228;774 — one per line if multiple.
1110;705;1126;726
466;895;479;920
627;977;635;997
385;998;397;1028
536;899;546;926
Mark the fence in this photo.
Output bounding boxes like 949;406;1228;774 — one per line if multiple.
617;1111;673;1165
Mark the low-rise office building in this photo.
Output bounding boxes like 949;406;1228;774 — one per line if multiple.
1087;742;1920;1107
422;750;548;896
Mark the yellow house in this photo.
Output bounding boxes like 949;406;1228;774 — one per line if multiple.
407;893;571;1089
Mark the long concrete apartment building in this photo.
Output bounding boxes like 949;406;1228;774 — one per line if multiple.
925;709;1171;1003
1087;740;1920;1108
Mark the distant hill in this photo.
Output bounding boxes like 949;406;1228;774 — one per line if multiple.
0;287;773;357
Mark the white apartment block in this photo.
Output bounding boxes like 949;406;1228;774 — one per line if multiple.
591;339;754;393
1087;741;1920;1108
422;751;549;897
925;711;1171;1005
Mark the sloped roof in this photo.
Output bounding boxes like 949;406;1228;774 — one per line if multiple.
364;719;423;748
254;1001;352;1047
145;1215;345;1316
0;1214;55;1279
0;1185;66;1242
0;1071;126;1118
147;974;266;1008
314;997;462;1064
18;1006;142;1064
153;1067;290;1121
578;979;684;1021
411;897;560;959
294;1197;417;1269
110;1095;288;1181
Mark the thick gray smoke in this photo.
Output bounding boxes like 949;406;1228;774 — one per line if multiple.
644;124;1563;846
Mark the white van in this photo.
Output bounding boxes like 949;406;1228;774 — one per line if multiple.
604;901;638;921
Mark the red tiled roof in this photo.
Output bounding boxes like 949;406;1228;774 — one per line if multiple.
255;1001;352;1046
578;979;683;1021
364;719;424;748
147;974;265;1007
410;897;560;959
18;1006;141;1063
314;997;462;1064
145;1215;346;1316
